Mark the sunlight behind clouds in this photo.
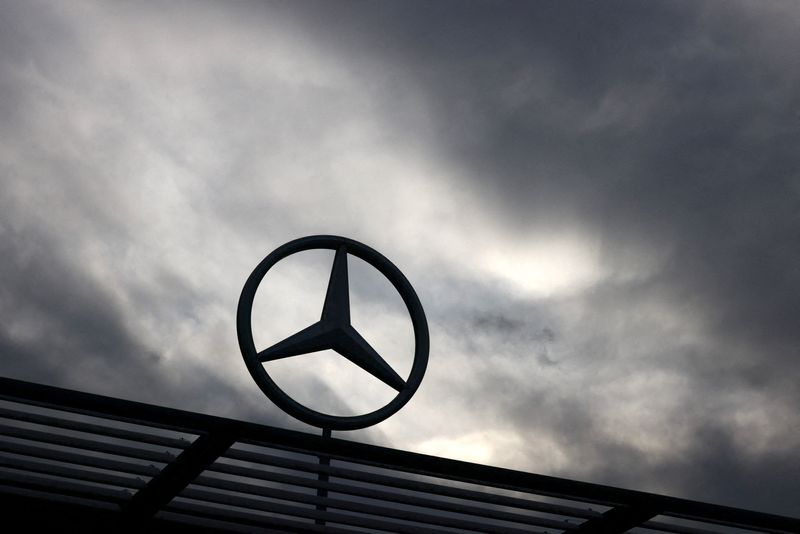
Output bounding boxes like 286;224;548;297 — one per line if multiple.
482;234;604;298
416;431;512;466
416;430;570;471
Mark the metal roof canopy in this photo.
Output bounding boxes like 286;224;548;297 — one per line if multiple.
0;377;797;533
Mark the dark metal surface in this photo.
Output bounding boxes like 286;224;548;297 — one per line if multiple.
237;235;430;430
316;426;332;526
572;504;661;533
1;376;798;533
120;431;235;528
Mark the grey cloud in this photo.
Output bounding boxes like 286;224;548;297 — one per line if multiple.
327;3;800;513
437;271;800;515
1;0;798;518
0;218;287;426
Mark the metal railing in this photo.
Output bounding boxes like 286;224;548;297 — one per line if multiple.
0;376;797;533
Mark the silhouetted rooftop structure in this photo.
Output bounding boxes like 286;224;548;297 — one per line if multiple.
1;376;797;533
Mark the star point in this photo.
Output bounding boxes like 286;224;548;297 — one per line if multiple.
258;246;405;392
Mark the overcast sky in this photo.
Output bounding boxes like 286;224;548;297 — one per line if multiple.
1;0;799;518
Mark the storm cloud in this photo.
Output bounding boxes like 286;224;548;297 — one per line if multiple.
1;0;798;517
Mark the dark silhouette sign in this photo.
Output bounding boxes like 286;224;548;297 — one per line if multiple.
237;235;429;430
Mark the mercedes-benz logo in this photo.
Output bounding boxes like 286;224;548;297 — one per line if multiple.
237;235;429;430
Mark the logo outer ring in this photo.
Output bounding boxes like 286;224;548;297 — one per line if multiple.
237;235;429;430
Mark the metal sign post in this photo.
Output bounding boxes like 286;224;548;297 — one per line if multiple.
237;235;430;524
315;427;331;526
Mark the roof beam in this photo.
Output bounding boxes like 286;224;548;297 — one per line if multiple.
572;504;661;533
119;430;236;530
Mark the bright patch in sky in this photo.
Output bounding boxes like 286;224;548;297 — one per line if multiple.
482;235;603;297
417;432;503;465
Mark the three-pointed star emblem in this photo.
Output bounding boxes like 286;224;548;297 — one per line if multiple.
257;246;406;392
